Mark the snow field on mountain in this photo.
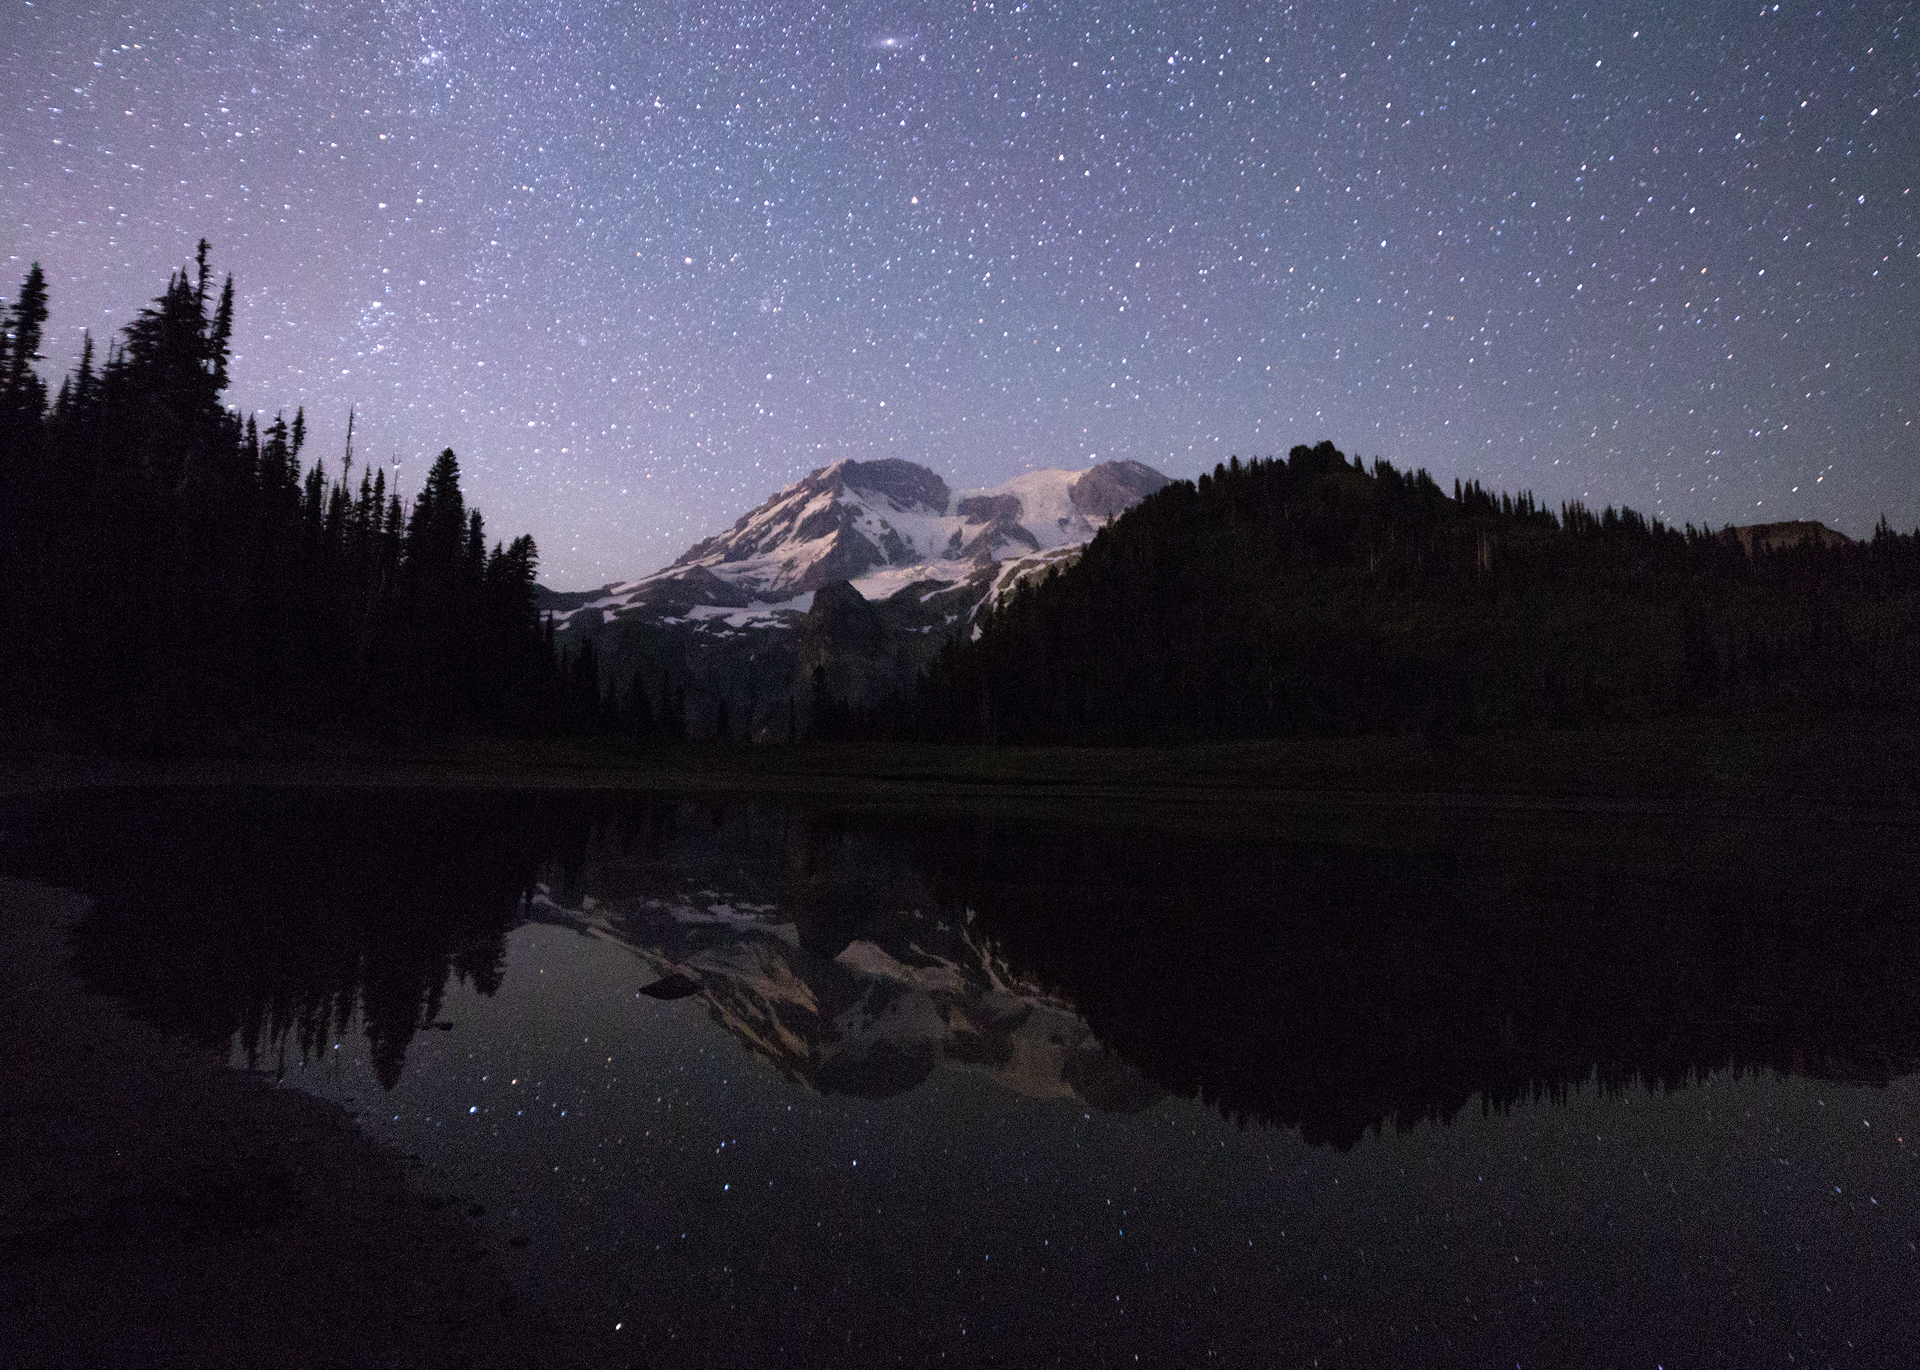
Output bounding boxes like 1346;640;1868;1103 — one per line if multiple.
549;457;1165;635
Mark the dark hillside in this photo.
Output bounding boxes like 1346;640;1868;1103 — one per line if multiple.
889;442;1920;743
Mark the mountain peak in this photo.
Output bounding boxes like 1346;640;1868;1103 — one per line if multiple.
621;456;1168;607
818;457;953;514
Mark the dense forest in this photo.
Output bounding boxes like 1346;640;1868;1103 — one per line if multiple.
881;441;1920;743
0;248;604;741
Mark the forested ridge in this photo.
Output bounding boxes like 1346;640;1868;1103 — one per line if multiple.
883;441;1920;743
0;247;600;741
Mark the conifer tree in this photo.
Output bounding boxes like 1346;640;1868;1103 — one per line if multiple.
1;263;50;421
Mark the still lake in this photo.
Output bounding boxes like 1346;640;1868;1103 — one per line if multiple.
7;784;1919;1367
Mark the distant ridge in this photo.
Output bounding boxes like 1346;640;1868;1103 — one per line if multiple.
1727;520;1852;555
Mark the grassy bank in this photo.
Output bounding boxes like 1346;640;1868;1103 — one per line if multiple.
4;717;1918;816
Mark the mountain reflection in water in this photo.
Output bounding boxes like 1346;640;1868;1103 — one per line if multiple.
8;787;1918;1149
539;885;1161;1112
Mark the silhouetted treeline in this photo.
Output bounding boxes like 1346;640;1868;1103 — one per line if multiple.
0;248;605;740
883;441;1920;742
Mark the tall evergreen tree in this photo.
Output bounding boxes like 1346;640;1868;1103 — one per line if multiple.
1;262;49;421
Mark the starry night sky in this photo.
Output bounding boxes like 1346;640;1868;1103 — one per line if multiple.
6;1;1915;588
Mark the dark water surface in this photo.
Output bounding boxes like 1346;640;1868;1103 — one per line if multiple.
6;786;1920;1367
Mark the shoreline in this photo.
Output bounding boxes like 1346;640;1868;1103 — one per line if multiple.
0;875;608;1370
3;719;1918;822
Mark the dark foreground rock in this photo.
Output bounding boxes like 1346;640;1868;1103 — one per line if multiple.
0;876;607;1370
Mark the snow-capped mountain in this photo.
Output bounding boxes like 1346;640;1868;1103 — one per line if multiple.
546;456;1168;633
537;455;1168;740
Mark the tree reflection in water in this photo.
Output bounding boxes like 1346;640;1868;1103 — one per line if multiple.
896;811;1920;1146
7;788;572;1088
